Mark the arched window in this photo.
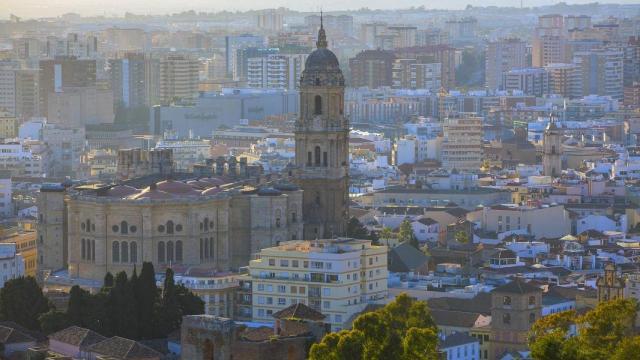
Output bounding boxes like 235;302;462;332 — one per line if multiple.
204;239;209;260
210;237;215;259
86;219;91;232
121;241;128;263
121;221;128;234
323;152;328;167
130;242;137;263
112;242;120;263
291;212;297;223
503;313;511;325
158;241;165;263
314;146;321;166
166;221;174;234
204;217;209;231
167;241;174;262
307;152;312;166
81;239;86;260
314;95;322;115
91;240;95;261
176;241;183;262
199;238;203;260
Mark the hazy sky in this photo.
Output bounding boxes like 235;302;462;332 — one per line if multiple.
2;0;639;19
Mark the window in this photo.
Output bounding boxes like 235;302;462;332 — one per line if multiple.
292;260;299;268
280;259;288;267
314;146;321;166
204;238;209;259
314;95;322;115
323;152;328;167
130;242;137;263
291;212;297;223
209;237;214;258
199;239;203;260
112;242;120;263
529;313;536;323
335;314;342;323
323;301;331;309
166;221;174;234
503;313;511;325
81;239;86;260
323;288;331;296
278;298;286;305
529;296;536;306
257;284;265;291
307;152;312;166
121;221;128;234
167;241;174;262
158;241;165;263
203;217;209;231
176;240;183;262
278;285;286;293
269;258;276;266
291;286;297;294
503;296;512;306
119;241;127;262
91;240;95;261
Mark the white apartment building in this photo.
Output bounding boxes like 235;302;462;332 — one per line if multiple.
0;142;43;177
472;203;572;239
441;114;483;172
249;238;388;331
0;244;24;287
247;54;307;90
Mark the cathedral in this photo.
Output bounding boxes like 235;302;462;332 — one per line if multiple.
295;17;350;239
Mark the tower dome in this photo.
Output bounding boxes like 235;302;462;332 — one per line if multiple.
301;13;344;87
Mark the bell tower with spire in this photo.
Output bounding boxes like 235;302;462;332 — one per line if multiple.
295;13;349;239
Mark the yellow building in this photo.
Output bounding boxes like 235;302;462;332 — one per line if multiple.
0;117;17;139
249;238;388;331
0;231;37;276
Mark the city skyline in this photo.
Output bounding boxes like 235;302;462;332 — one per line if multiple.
3;0;640;19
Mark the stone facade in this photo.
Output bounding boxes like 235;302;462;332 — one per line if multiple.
36;184;68;278
116;148;174;181
61;180;302;280
543;121;562;177
295;20;349;239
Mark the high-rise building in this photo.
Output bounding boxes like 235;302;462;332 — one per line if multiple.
543;121;562;177
235;48;279;82
441;114;483;172
574;48;624;100
394;46;457;89
445;17;477;44
565;15;592;31
502;68;550;97
392;59;442;91
159;54;199;105
533;15;568;67
485;39;527;91
387;26;417;49
305;14;354;38
295;21;349;239
247;53;307;90
12;37;41;59
256;9;284;32
39;57;97;119
225;34;265;79
15;69;39;120
0;67;16;116
248;238;388;331
349;50;395;88
109;52;153;108
545;63;582;98
360;22;388;48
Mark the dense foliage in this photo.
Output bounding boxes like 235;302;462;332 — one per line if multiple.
309;293;439;360
529;298;640;360
346;217;379;243
0;276;52;330
38;262;204;339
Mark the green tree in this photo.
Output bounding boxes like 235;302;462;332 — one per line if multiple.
347;217;371;239
529;299;638;360
137;262;158;339
157;268;182;337
38;310;69;334
67;285;91;327
379;227;394;242
0;276;51;330
398;220;419;249
309;293;438;360
454;231;470;244
110;272;138;339
103;272;114;288
175;284;205;316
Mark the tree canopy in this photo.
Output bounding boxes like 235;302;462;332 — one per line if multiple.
36;262;204;339
0;276;52;331
309;293;439;360
529;298;639;360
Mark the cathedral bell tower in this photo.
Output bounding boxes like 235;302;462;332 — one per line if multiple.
295;15;349;239
543;119;562;177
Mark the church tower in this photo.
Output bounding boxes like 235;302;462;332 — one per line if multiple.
543;120;562;177
295;16;349;239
